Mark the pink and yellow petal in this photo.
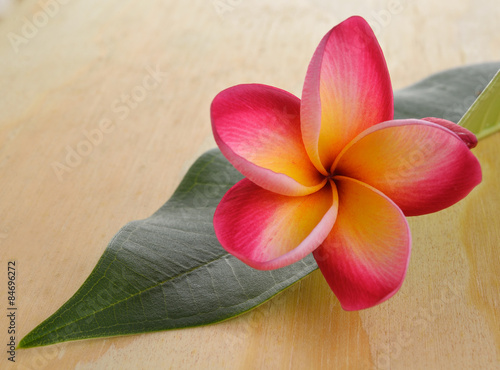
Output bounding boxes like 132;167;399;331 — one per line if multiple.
313;177;410;311
214;179;338;270
333;119;482;216
301;16;393;173
212;83;325;196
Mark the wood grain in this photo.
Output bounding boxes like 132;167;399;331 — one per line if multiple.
1;0;499;368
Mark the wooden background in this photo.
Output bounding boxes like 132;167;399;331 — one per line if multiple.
1;0;499;368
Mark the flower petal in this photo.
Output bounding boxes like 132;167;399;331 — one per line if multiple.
333;119;482;216
421;117;478;149
212;84;325;196
313;177;410;311
301;16;393;173
214;179;338;270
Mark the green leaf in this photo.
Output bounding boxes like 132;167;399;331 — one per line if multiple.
458;68;500;139
19;150;318;348
20;62;500;348
393;62;499;127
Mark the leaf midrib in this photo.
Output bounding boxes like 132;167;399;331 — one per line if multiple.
22;246;230;346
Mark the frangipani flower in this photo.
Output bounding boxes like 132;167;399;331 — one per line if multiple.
211;16;481;310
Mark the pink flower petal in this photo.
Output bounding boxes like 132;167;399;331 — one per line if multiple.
333;119;482;216
421;117;478;148
214;179;338;270
301;16;393;173
313;176;410;311
212;84;325;196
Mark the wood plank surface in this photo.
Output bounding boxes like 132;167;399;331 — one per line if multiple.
1;0;499;368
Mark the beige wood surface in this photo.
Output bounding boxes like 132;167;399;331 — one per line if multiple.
1;0;499;369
